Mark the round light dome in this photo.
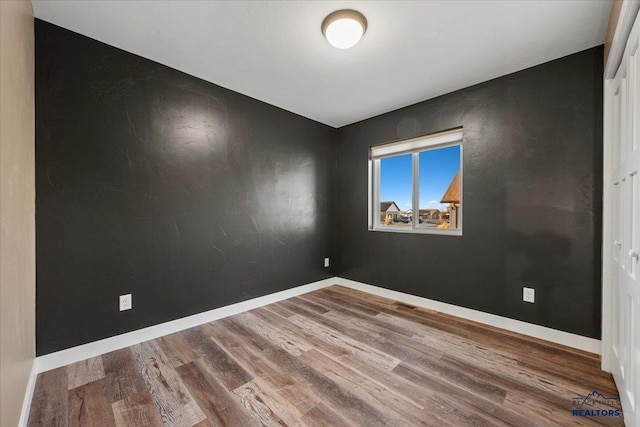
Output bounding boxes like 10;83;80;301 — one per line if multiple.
322;10;367;49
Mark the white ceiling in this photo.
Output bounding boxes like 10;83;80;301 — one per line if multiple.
32;0;612;128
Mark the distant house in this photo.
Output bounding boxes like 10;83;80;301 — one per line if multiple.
380;201;401;223
419;208;441;224
440;170;461;228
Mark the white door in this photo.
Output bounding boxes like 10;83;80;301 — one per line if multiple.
606;10;640;426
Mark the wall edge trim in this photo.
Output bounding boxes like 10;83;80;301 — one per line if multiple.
18;359;38;427
35;277;336;373
604;0;640;78
333;277;602;355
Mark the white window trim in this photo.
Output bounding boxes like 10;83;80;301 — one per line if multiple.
369;128;463;236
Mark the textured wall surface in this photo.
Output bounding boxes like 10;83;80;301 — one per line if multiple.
336;47;603;339
0;1;36;425
36;17;604;354
36;20;336;355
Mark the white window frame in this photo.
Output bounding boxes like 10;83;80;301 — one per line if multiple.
368;128;463;236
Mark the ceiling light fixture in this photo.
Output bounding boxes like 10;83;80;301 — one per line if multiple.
321;9;367;49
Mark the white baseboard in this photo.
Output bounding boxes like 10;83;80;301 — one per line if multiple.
18;358;39;427
35;275;601;375
36;277;336;373
333;278;602;355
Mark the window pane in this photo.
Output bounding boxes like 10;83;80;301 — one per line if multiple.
418;145;461;230
379;154;412;227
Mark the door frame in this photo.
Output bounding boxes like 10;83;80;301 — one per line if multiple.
602;0;640;374
602;3;640;427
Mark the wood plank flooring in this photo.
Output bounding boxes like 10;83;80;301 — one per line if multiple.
27;285;624;426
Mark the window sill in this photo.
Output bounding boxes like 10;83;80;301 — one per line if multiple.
369;227;462;236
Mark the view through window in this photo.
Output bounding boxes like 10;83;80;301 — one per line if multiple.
371;129;462;234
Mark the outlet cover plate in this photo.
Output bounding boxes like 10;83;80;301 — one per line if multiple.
523;287;535;303
324;257;330;268
119;294;132;311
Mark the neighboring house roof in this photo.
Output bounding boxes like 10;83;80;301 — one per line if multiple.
440;170;461;204
419;208;440;214
380;201;400;212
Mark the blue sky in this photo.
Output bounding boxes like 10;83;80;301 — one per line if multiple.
380;146;460;211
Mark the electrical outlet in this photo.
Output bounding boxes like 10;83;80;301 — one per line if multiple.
523;287;535;303
324;257;330;268
119;294;132;311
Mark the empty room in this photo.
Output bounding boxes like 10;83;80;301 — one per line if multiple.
2;0;640;426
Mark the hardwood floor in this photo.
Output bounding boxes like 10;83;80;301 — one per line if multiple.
27;285;623;426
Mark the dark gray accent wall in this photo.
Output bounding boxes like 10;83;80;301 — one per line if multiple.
35;20;336;355
36;17;604;353
335;47;603;339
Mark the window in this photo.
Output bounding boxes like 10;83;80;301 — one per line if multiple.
369;128;463;235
